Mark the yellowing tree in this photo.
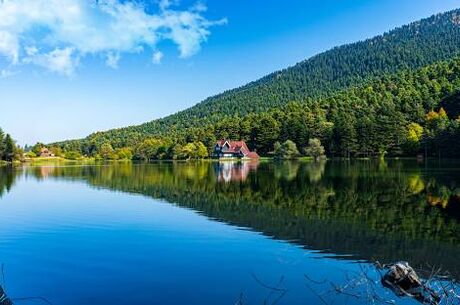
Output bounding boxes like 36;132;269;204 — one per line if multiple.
426;110;439;121
438;107;448;119
404;122;423;154
407;123;423;143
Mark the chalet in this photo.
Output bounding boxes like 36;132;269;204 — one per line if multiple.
213;140;259;159
39;147;55;158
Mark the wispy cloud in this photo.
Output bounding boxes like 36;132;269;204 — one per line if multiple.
106;52;121;69
152;50;164;64
0;0;226;76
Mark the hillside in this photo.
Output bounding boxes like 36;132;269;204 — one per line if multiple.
51;8;460;158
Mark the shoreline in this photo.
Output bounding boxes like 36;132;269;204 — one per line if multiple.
3;156;459;167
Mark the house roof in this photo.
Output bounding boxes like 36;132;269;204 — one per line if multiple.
216;140;249;153
215;140;259;159
244;151;259;159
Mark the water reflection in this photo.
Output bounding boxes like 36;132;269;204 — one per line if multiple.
216;161;259;182
0;168;16;198
2;160;460;278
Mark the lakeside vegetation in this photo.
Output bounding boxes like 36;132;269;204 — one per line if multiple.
45;9;460;161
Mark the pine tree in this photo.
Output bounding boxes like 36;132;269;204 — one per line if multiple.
3;134;15;162
0;128;5;160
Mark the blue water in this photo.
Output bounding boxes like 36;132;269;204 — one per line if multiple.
0;162;457;304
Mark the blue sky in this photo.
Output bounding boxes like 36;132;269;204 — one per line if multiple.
0;0;459;145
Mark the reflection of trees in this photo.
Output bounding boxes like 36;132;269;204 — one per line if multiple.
0;167;17;198
407;174;425;195
14;160;460;277
273;161;300;181
305;160;326;182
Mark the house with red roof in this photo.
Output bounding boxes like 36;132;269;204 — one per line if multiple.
39;147;55;158
213;140;259;159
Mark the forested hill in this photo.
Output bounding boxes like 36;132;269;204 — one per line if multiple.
173;8;460;117
50;8;460;159
133;8;460;129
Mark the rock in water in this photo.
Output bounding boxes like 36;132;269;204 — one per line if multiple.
382;261;422;291
381;261;440;305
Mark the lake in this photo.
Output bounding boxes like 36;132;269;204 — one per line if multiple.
0;160;459;305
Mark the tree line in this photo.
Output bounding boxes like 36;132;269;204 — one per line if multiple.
47;56;460;160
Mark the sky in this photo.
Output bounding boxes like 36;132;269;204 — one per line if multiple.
0;0;459;145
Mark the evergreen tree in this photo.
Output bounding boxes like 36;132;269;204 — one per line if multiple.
3;134;15;162
0;128;4;159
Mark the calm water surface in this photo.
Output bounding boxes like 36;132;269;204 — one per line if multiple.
0;160;459;305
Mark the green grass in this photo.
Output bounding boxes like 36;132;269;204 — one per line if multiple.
25;156;96;165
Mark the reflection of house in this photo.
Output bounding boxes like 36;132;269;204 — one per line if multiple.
213;140;259;159
39;147;55;157
39;166;55;178
216;161;259;182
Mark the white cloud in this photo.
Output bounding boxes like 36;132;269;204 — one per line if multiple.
152;50;163;64
106;52;121;69
0;68;18;78
24;47;79;76
25;46;38;57
191;2;207;13
159;0;177;11
0;31;19;64
0;0;225;75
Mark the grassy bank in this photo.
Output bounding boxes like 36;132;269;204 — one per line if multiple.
24;156;96;166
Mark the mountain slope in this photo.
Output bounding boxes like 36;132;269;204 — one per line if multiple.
132;8;460;131
52;8;460;157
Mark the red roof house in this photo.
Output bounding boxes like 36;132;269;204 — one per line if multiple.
39;147;55;158
213;140;259;159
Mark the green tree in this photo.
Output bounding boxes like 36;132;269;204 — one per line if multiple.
32;142;46;156
332;114;357;158
3;134;15;161
134;139;162;161
251;114;280;155
99;142;115;160
304;138;325;161
178;143;197;160
64;151;82;160
25;151;37;158
0;128;4;159
50;146;63;157
195;142;209;159
274;140;300;160
116;147;133;160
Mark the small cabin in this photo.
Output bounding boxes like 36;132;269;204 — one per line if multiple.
213;140;259;159
39;147;55;158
